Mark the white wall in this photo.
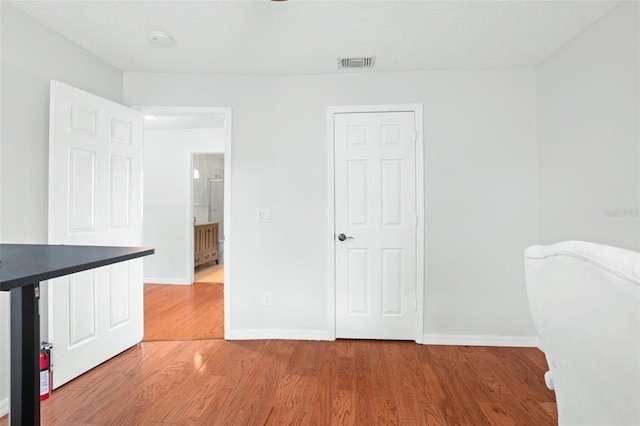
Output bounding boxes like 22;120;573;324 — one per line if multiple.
537;2;640;251
0;3;123;413
143;128;225;284
124;69;539;342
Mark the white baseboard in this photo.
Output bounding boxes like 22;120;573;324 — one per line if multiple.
144;278;191;285
0;397;8;417
422;333;539;348
225;330;538;347
227;329;333;341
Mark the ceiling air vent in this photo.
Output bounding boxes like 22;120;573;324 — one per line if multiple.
338;57;376;69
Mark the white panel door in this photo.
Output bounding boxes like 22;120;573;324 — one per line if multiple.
335;111;417;339
48;81;144;387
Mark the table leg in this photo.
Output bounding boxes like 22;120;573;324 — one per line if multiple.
10;283;40;425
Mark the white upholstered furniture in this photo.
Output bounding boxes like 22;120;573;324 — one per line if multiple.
524;241;640;425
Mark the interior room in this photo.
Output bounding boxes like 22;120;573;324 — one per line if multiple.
0;1;638;424
141;116;227;341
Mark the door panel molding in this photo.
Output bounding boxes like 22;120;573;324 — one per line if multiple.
327;104;424;342
48;80;144;387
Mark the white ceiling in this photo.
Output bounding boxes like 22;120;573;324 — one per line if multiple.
9;0;619;75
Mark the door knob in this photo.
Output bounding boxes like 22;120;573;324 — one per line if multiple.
338;233;354;241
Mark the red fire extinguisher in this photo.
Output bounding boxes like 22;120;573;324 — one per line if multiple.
40;342;53;401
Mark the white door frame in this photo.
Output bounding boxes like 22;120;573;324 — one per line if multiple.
327;104;425;343
134;106;233;338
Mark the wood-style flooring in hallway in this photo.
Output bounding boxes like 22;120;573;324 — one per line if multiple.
144;282;224;341
194;262;224;283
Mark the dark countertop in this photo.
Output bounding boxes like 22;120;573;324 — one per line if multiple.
0;244;154;291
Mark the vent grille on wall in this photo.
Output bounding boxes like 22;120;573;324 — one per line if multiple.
338;57;376;69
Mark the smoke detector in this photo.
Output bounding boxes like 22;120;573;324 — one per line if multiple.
150;31;174;46
338;57;376;69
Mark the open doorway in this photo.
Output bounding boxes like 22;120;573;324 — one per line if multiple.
137;106;232;341
193;153;225;284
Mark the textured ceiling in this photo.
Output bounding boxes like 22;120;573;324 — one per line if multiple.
8;0;619;75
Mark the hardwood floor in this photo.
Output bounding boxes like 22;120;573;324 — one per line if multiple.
1;281;557;424
144;283;224;341
0;340;556;425
194;262;224;283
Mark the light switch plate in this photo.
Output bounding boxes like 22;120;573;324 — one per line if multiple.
257;208;271;222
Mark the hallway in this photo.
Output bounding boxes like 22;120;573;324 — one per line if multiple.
144;282;224;341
